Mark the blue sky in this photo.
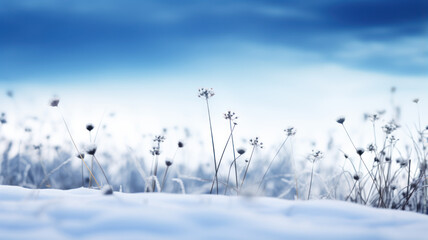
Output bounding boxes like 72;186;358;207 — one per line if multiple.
0;0;427;159
0;0;427;81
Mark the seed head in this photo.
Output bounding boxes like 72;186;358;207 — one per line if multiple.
237;148;246;155
368;114;380;122
102;186;113;195
413;98;419;104
336;117;345;124
0;118;6;124
367;143;375;152
356;148;365;156
250;137;263;148
76;152;85;159
308;150;323;162
382;120;399;135
391;86;396;93
86;144;97;155
165;159;173;167
399;159;409;168
224;111;238;121
33;144;42;150
178;141;184;148
198;88;215;99
153;135;165;143
86;123;94;132
285;127;296;136
150;146;160;156
49;96;60;107
353;174;360;181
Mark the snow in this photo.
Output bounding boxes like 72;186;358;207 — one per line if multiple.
0;185;427;240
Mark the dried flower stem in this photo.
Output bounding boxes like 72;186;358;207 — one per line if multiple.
205;98;218;193
258;136;290;193
209;124;236;194
57;108;100;188
240;145;256;189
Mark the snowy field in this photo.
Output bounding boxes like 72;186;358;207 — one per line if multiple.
1;185;427;240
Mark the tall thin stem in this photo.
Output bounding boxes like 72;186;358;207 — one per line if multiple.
241;146;256;189
93;155;111;188
210;124;236;194
225;154;243;195
229;119;238;189
205;98;218;193
161;166;170;192
57;108;100;188
257;136;289;193
308;161;315;200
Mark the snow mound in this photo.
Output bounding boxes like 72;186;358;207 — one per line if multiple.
0;185;427;240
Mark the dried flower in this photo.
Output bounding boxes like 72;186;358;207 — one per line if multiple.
86;144;97;155
285;127;296;136
224;111;238;121
198;88;215;99
237;148;246;155
353;174;360;181
102;186;113;195
150;146;160;156
165;159;173;167
382;120;399;135
308;150;323;162
178;141;184;148
368;114;380;122
413;98;419;104
33;144;42;150
367;143;375;152
49;96;60;107
336;117;345;124
86;123;94;132
399;159;409;168
76;152;85;159
250;137;263;148
153;135;165;143
356;148;365;156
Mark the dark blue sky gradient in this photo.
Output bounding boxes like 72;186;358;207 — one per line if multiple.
0;0;427;81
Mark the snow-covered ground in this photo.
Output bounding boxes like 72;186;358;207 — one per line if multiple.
1;186;427;240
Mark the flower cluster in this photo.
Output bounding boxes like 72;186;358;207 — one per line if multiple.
336;117;345;124
224;111;238;121
284;127;296;136
153;135;165;143
308;150;323;162
250;137;263;148
86;144;97;155
49;96;60;107
0;113;6;124
150;146;160;156
382;120;399;135
198;88;215;99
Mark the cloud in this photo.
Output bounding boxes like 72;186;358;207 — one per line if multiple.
0;0;426;80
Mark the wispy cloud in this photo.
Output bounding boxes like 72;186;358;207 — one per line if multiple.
0;0;426;80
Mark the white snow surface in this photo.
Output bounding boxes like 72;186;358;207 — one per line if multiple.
0;185;427;240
